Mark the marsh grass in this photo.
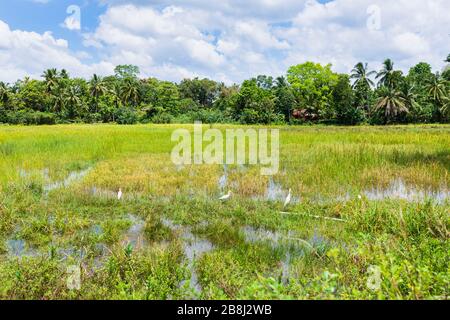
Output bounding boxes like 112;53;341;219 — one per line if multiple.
0;124;448;299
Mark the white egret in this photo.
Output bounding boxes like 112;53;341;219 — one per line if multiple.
219;191;232;201
118;188;123;200
283;189;292;209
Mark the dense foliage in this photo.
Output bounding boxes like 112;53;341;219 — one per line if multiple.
0;57;449;125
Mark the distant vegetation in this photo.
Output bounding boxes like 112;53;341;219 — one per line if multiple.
0;56;449;126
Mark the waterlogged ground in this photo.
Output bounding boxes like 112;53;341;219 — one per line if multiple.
0;124;448;300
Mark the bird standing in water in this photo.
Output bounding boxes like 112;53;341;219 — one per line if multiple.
118;188;123;200
219;191;232;201
284;189;292;209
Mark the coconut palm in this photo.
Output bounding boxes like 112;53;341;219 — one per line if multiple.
121;78;140;106
401;82;419;112
426;75;448;104
110;82;122;109
89;74;108;113
42;68;59;94
60;69;70;79
64;85;83;118
376;59;395;88
52;88;66;113
440;97;450;117
350;62;376;89
375;86;408;120
0;82;9;105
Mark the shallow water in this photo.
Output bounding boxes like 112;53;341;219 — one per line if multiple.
123;214;147;250
281;251;291;285
58;247;87;261
242;225;282;248
266;177;285;202
6;239;38;258
363;179;449;204
161;217;215;294
90;187;118;199
44;168;92;192
92;224;103;236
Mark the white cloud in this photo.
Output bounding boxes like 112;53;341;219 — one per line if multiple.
0;0;449;83
0;20;114;83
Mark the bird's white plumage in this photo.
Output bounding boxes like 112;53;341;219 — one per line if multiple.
284;189;292;208
219;191;232;201
118;188;123;200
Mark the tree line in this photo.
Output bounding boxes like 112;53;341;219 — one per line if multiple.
0;56;449;126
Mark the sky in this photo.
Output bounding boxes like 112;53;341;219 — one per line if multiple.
0;0;449;84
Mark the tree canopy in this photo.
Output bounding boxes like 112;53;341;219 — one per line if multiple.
0;57;448;125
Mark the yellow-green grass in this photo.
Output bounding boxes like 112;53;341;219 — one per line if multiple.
0;124;448;300
0;124;448;198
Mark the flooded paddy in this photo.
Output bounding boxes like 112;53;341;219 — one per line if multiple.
0;124;448;300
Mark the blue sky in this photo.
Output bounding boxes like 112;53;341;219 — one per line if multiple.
0;0;449;83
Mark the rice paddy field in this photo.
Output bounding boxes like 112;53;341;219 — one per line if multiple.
0;124;448;300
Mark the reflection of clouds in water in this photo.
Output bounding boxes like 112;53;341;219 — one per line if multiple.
123;214;147;250
161;218;215;295
364;179;449;204
44;168;92;192
6;239;39;258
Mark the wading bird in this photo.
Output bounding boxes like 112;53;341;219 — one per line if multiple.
284;189;292;209
219;191;232;201
118;188;123;200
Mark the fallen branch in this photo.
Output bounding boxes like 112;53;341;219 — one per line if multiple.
280;211;347;223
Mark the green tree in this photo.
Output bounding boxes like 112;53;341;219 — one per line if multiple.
0;82;10;106
114;65;140;80
15;80;49;112
274;76;295;122
60;69;69;79
121;78;141;107
42;68;59;94
374;86;408;122
333;74;360;124
235;79;278;124
376;58;395;88
350;62;375;88
426;75;448;105
64;84;83;119
179;78;219;108
89;74;108;113
287;62;339;119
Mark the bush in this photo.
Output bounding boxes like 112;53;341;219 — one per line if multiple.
5;111;56;125
151;113;173;124
172;109;233;124
115;107;139;125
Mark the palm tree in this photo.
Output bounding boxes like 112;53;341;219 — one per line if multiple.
350;62;376;89
426;74;448;104
376;59;395;88
60;69;69;79
0;82;9;105
401;82;419;113
121;78;140;106
42;68;59;93
64;85;82;118
445;54;450;63
440;97;449;118
110;82;122;108
375;86;408;120
89;74;108;113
